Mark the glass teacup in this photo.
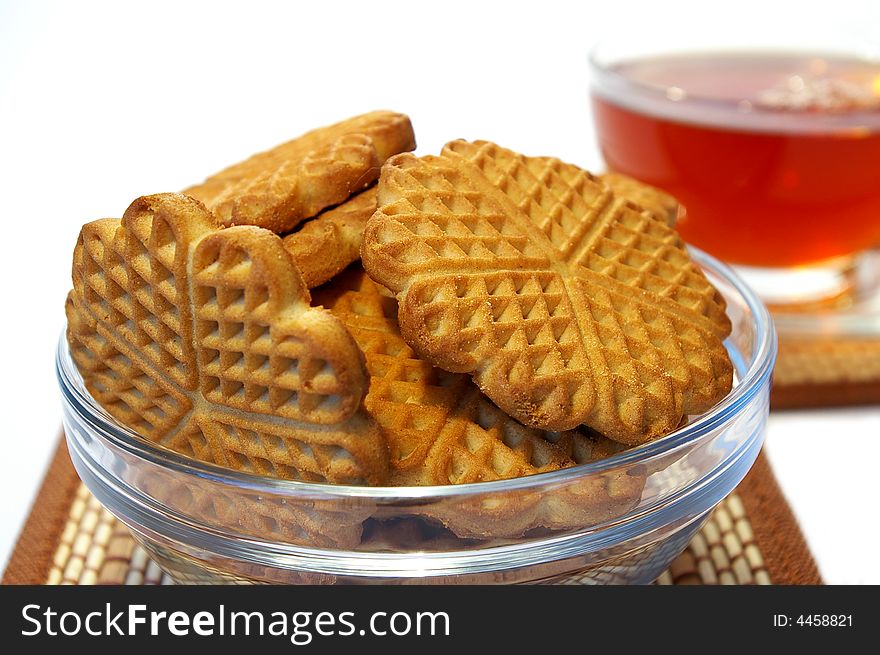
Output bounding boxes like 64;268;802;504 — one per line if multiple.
590;31;880;306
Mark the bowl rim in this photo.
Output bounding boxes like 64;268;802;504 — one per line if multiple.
57;247;777;500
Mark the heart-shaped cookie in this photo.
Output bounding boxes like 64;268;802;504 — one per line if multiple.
312;264;627;487
68;193;388;484
361;141;733;444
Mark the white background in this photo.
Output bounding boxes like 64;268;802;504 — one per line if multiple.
1;0;878;583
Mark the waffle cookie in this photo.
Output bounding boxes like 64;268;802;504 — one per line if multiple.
362;140;732;445
313;265;628;486
132;462;371;549
314;265;643;537
185;111;415;233
282;186;377;288
67;192;388;485
599;172;679;226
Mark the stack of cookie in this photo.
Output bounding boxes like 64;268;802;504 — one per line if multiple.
66;111;733;498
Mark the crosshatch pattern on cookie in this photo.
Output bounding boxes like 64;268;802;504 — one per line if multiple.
185;111;416;233
190;133;378;230
444;141;730;334
362;142;733;444
282;186;379;288
312;266;628;487
66;293;193;439
598;172;679;227
191;231;352;422
68;193;387;485
131;460;369;548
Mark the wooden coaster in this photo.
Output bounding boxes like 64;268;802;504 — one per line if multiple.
2;437;822;585
772;335;880;409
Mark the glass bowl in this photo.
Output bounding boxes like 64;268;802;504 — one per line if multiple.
57;248;776;584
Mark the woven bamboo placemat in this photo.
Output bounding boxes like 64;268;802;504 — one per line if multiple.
2;437;821;585
770;266;880;409
772;334;880;409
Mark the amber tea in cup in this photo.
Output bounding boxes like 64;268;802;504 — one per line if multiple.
591;46;880;304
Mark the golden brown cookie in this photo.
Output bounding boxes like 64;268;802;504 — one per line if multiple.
66;192;623;490
361;140;732;445
312;265;626;486
185;111;415;233
132;461;371;549
599;172;679;226
282;186;377;288
68;192;388;484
